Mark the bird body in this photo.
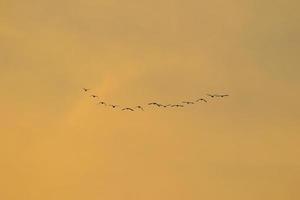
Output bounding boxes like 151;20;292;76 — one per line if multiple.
83;88;90;92
207;94;216;98
91;95;98;98
171;104;184;107
182;101;194;104
207;94;229;98
161;104;171;108
109;104;118;108
217;94;229;97
98;101;107;105
135;106;144;111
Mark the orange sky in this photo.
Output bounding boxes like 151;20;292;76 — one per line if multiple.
1;0;300;199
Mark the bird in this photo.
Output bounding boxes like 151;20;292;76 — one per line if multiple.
207;94;229;98
122;108;134;111
217;94;229;98
108;104;118;108
196;98;207;103
161;104;171;108
98;101;107;105
207;94;216;98
171;104;184;107
90;95;99;98
182;101;194;104
148;102;161;107
83;88;90;92
135;106;144;111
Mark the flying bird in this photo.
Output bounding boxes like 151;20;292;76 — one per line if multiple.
161;104;171;108
182;101;194;104
122;108;134;111
171;104;184;107
135;106;144;111
196;98;207;103
207;94;216;98
207;94;229;98
217;94;229;97
109;104;118;108
148;102;161;107
98;101;107;105
90;95;99;98
83;88;90;92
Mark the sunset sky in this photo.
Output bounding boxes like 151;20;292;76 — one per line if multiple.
1;0;300;199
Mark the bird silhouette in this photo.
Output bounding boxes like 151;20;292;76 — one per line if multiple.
109;104;118;108
196;98;207;103
90;95;99;98
207;94;216;98
135;106;144;111
182;101;194;104
98;101;107;105
83;88;90;92
148;102;161;107
217;94;229;98
161;104;171;108
171;104;184;107
122;108;134;111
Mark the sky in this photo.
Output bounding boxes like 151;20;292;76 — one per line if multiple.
0;0;300;199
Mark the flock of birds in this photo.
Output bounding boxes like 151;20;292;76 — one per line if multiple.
83;88;229;112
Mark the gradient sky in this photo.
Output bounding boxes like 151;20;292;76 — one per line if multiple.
1;0;300;199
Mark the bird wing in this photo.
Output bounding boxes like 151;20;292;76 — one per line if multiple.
122;108;134;111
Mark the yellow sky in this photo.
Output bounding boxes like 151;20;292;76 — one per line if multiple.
1;0;300;199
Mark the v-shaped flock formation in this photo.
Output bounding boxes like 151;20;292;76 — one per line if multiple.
82;88;229;112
